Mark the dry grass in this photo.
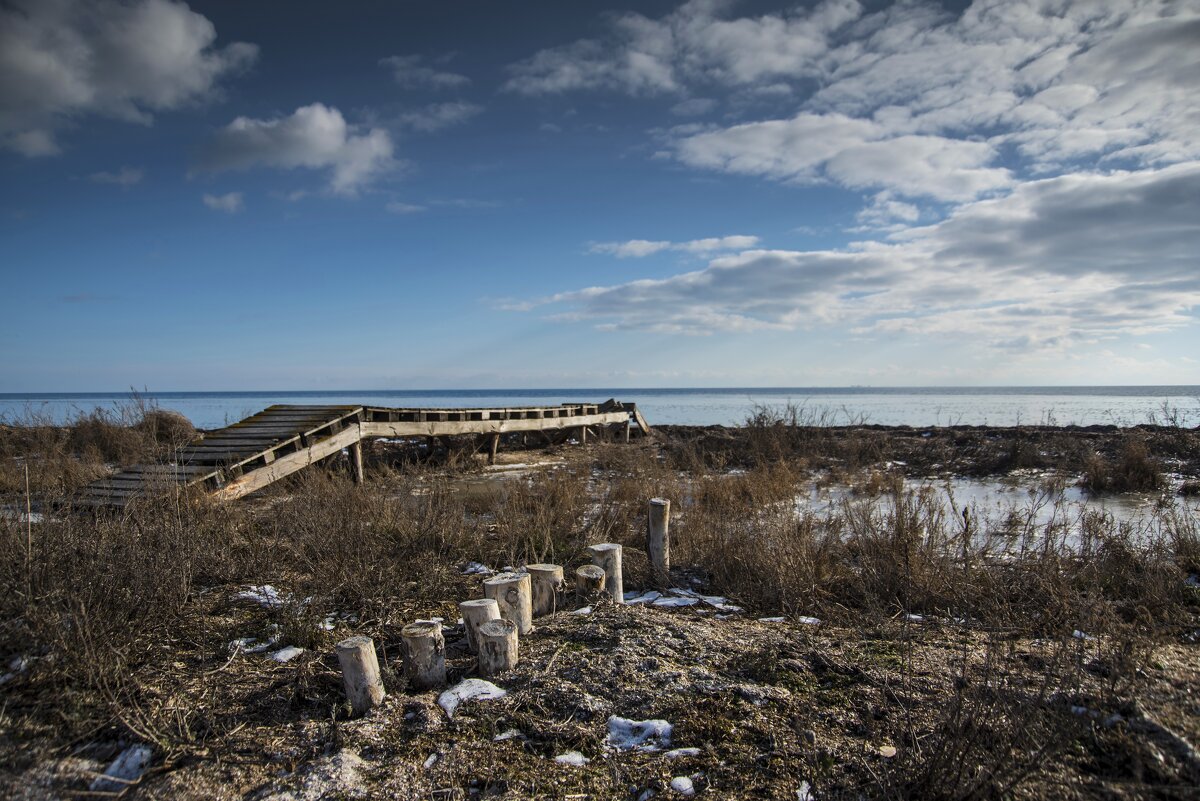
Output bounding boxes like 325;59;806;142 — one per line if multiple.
0;409;1197;799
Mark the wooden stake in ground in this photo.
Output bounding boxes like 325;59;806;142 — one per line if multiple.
401;621;447;689
526;563;565;616
335;636;385;716
483;572;533;635
587;543;624;603
477;618;519;676
459;598;500;653
648;497;671;579
575;564;607;606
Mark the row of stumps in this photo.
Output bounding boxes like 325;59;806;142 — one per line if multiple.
334;497;672;717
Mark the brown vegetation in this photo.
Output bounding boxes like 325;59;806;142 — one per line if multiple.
0;407;1198;799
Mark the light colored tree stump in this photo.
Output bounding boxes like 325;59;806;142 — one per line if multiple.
526;563;565;616
648;497;671;579
401;621;446;689
477;618;519;676
459;598;500;653
575;564;607;606
483;571;533;635
587;543;624;603
335;635;385;716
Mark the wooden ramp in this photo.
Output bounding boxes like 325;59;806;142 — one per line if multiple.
78;401;650;507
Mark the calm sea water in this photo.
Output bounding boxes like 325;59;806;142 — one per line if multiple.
1;387;1197;429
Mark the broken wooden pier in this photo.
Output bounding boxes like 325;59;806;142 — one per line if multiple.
78;400;651;507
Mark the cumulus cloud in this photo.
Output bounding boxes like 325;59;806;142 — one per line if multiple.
671;113;1012;200
197;104;395;195
202;191;243;212
527;164;1200;346
590;235;761;258
504;0;860;95
0;0;256;155
380;54;470;90
90;166;143;186
395;101;483;132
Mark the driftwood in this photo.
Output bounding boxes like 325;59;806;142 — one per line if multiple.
484;571;533;634
335;636;385;716
478;618;519;676
526;563;565;616
648;497;671;579
459;598;500;653
575;564;607;606
401;621;446;689
587;543;624;602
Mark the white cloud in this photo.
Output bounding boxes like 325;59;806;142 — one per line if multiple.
670;98;717;117
202;191;243;213
385;201;425;214
671;113;1011;200
504;0;860;95
590;235;760;258
528;164;1200;347
379;54;470;90
198;103;395;195
0;0;256;156
396;102;483;132
90;166;144;186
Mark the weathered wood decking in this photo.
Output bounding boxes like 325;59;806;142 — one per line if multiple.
78;400;651;507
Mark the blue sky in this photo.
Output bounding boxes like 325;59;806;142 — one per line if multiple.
1;0;1197;391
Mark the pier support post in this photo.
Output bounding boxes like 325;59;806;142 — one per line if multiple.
349;441;364;484
587;543;624;603
483;572;533;635
579;425;588;445
478;618;519;676
575;565;607;606
336;636;385;716
488;432;500;465
648;498;671;580
401;621;447;689
459;598;500;653
526;564;565;616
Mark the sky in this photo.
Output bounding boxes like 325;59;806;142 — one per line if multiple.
1;0;1198;391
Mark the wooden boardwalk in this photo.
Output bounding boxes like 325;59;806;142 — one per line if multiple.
78;400;650;507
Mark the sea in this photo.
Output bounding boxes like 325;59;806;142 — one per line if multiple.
1;387;1197;430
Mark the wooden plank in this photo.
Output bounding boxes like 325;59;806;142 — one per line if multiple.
123;464;219;476
360;410;630;438
210;423;362;501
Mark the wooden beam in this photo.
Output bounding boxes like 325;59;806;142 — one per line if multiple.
210;424;363;501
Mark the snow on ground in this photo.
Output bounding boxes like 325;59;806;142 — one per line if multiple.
438;679;507;718
235;585;284;609
270;646;305;663
259;750;367;801
554;751;590;766
669;776;696;796
606;716;673;752
89;744;152;793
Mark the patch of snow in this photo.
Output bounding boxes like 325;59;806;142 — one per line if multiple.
797;780;814;800
422;753;438;770
463;562;494;575
571;606;593;615
638;791;656;801
625;590;662;605
236;585;284;609
664;747;700;758
653;596;699;608
270;646;305;663
493;729;523;741
555;751;590;766
668;587;700;598
670;776;695;796
796;616;821;626
757;616;786;623
1184;574;1199;589
606;716;673;752
438;678;507;718
89;744;152;793
0;655;29;685
905;614;925;623
1073;630;1097;641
